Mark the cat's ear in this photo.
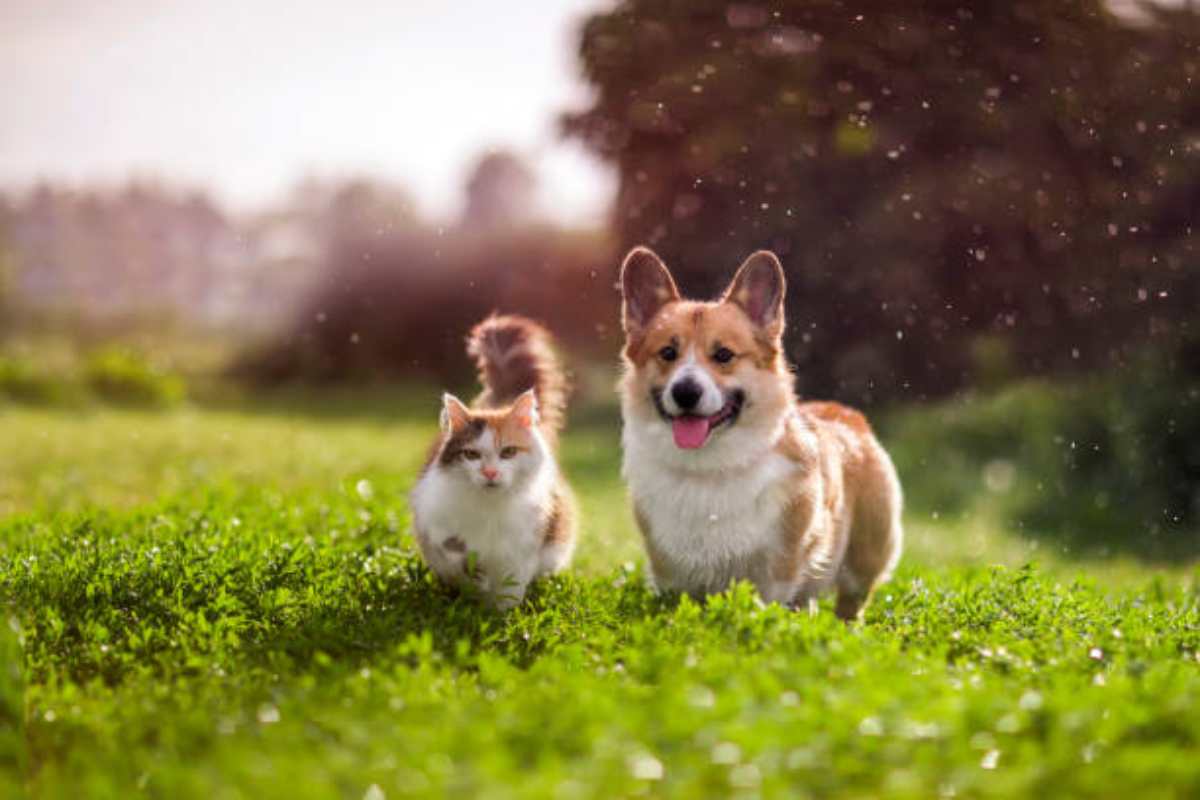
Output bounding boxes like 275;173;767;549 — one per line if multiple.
509;389;539;429
440;393;471;432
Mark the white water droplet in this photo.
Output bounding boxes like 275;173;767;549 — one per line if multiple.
628;753;664;780
711;741;741;764
858;717;884;736
730;763;762;788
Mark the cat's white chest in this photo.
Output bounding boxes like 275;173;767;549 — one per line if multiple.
411;470;544;579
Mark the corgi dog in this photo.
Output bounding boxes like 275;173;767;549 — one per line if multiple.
618;247;902;620
410;315;576;609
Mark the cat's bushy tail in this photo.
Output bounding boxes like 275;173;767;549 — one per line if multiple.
467;314;569;439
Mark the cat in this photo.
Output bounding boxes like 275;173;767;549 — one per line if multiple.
409;315;576;609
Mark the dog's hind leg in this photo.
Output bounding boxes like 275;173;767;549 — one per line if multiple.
835;449;903;621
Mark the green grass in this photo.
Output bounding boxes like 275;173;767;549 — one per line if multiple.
880;372;1200;567
2;393;1198;798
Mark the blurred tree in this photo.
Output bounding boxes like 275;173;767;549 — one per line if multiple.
564;0;1200;403
0;232;12;338
461;151;538;231
319;179;418;248
1;182;275;329
0;197;20;338
236;172;617;385
239;225;615;385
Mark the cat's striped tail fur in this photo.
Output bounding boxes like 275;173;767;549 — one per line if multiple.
466;314;569;447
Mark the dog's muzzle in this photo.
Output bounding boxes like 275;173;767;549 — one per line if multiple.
652;388;745;449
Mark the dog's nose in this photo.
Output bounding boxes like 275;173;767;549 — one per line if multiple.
671;378;703;411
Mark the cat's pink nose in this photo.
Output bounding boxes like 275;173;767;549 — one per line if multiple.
481;467;499;481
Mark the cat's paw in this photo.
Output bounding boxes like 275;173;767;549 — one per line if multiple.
490;586;527;612
426;535;474;585
436;535;476;576
454;548;486;582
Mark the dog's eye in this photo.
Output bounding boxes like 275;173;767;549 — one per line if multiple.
461;449;481;461
658;345;678;362
499;446;519;459
712;347;735;364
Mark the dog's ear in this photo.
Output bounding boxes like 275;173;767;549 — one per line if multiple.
620;247;679;332
723;251;786;336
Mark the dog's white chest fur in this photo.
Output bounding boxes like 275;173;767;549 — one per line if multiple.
623;426;802;601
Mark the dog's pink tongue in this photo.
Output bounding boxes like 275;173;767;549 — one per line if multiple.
672;416;711;449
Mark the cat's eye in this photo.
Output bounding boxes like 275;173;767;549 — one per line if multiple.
461;449;481;461
712;347;735;364
500;446;519;459
658;345;678;362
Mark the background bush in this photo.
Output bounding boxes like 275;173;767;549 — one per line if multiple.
235;226;617;386
0;347;185;409
886;341;1200;560
84;347;185;408
0;355;66;405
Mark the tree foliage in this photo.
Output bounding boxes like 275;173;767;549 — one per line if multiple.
240;158;617;386
565;0;1200;402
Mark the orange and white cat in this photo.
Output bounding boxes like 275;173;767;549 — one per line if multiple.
410;315;576;609
618;247;902;620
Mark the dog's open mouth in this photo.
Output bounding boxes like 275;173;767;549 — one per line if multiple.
667;391;744;449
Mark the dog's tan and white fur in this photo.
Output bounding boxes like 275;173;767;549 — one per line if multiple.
618;247;902;620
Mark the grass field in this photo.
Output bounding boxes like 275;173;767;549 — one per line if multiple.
2;391;1198;798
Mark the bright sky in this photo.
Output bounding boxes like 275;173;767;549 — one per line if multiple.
0;0;616;225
